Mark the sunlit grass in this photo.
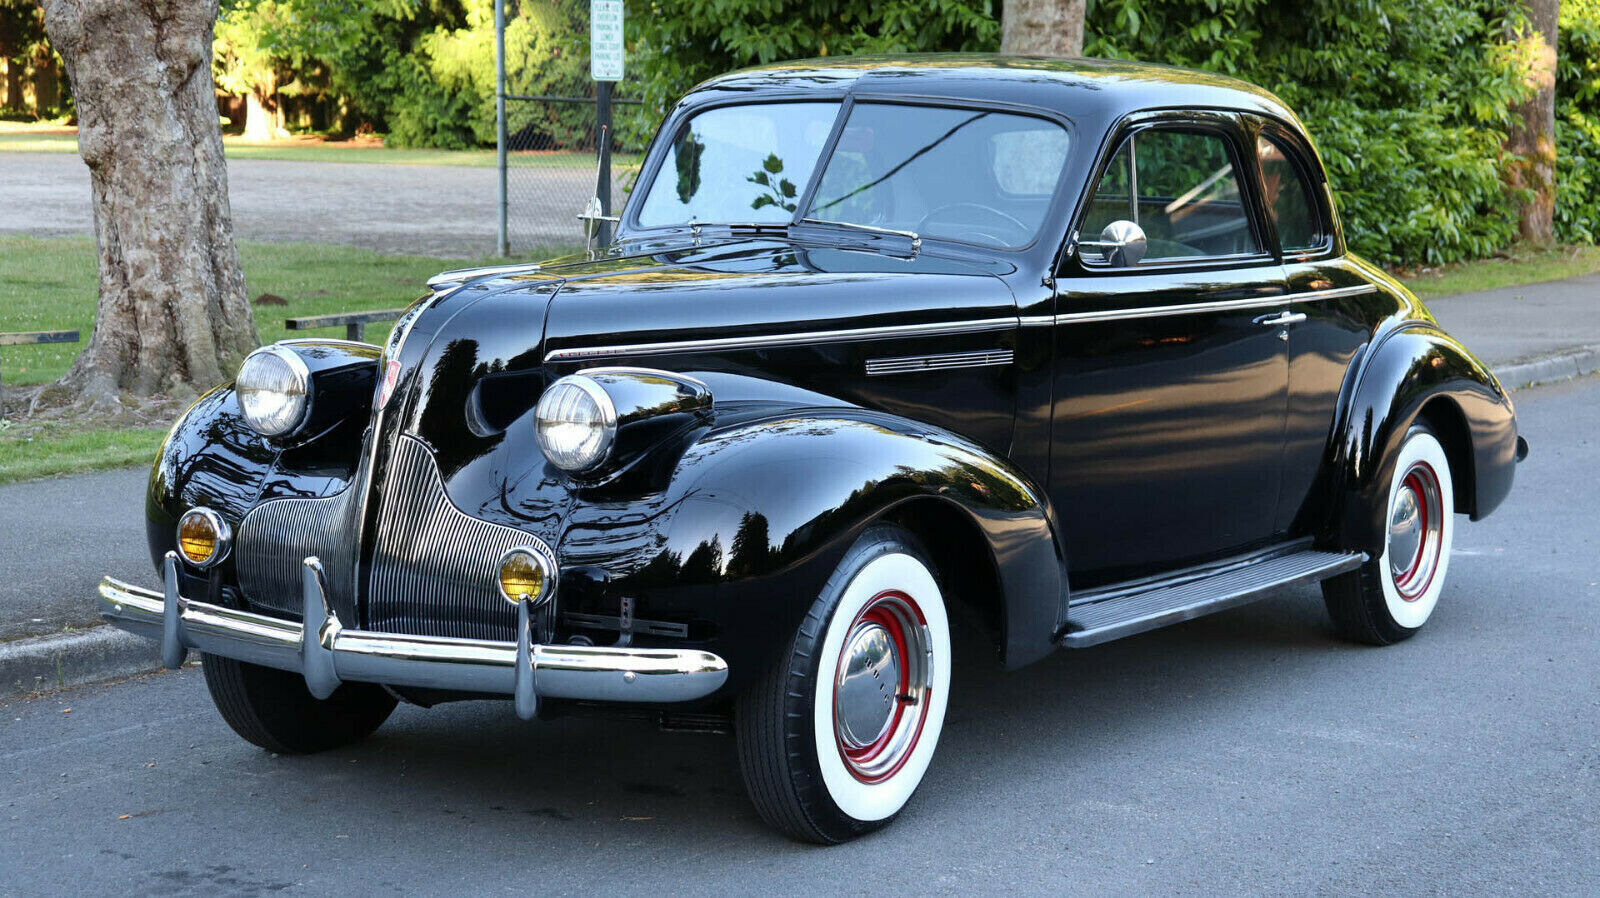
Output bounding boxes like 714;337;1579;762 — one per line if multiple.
0;235;585;386
0;423;166;484
0;130;637;170
1396;244;1600;301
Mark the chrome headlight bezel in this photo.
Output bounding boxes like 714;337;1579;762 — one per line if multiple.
236;344;311;438
534;368;713;478
535;374;619;473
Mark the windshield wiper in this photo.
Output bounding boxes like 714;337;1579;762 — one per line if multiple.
798;217;921;250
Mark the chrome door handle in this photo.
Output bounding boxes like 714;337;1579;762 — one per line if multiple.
1253;311;1307;327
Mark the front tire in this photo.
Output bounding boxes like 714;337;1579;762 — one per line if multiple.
735;524;952;843
1323;424;1456;645
202;654;397;754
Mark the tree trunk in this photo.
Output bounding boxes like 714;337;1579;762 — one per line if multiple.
1001;0;1086;57
1507;0;1559;243
32;45;56;112
37;0;257;405
241;88;285;141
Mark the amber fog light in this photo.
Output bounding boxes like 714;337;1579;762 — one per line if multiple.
176;508;231;568
498;545;557;606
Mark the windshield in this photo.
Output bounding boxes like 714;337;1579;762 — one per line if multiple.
636;102;840;228
633;101;1071;249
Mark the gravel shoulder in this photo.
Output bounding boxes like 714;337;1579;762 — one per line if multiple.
1;152;593;257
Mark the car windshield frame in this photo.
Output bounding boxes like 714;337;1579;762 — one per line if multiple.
621;95;1078;254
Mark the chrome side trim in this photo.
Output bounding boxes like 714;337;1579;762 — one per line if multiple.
543;317;1019;363
1029;283;1379;326
426;262;544;291
1284;283;1379;302
98;562;729;720
865;348;1014;376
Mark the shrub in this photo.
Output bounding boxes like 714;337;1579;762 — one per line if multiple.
1557;1;1600;243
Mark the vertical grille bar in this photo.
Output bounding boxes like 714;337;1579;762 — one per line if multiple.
235;435;555;641
366;436;551;641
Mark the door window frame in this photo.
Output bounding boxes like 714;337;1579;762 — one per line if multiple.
1060;109;1278;276
1247;118;1337;262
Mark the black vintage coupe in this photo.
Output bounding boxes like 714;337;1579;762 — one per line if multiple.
101;56;1524;843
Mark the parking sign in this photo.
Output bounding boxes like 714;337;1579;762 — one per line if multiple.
591;0;624;82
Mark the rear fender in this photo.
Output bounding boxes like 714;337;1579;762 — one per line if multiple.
1326;324;1518;556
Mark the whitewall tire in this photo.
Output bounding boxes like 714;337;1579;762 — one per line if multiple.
736;524;951;843
1324;424;1456;644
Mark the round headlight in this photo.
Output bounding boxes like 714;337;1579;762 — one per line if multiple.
497;545;556;605
237;345;310;437
176;507;231;568
535;375;617;473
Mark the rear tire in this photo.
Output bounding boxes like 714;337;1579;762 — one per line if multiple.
202;654;397;754
735;524;951;844
1323;424;1455;645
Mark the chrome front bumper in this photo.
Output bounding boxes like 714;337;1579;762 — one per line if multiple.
97;552;728;719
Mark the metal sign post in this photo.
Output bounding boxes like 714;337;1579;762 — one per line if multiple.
591;0;623;246
494;0;509;257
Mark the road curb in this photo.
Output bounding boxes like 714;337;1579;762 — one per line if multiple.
0;625;171;703
1497;345;1600;391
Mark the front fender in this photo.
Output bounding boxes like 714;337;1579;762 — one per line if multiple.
1328;323;1519;556
146;341;379;580
574;408;1064;691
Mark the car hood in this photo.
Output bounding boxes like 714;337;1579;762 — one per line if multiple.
385;236;1019;476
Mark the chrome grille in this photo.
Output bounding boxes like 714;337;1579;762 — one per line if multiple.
235;485;361;619
366;435;551;641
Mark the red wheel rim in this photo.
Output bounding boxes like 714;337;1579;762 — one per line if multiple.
832;589;933;784
1389;460;1444;601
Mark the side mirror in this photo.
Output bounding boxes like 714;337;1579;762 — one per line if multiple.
577;196;621;256
1078;219;1147;268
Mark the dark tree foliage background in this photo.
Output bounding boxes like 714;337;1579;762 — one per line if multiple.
1557;1;1600;244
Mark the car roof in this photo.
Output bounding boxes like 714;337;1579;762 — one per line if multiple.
690;53;1304;132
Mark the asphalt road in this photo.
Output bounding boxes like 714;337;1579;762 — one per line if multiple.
0;468;150;641
1;152;600;257
2;376;1596;895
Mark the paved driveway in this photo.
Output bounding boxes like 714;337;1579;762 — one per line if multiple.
1;152;595;257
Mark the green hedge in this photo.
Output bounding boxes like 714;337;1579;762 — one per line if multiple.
1558;1;1600;243
626;0;1600;267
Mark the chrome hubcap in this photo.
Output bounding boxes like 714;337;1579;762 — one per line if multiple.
835;623;900;749
832;590;932;784
1388;462;1444;601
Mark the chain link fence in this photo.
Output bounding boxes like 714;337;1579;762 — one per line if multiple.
498;0;648;256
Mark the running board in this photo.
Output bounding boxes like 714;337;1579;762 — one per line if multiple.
1059;547;1365;648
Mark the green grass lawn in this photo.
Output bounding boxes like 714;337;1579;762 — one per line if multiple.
0;131;638;170
0;423;167;484
0;235;530;386
1399;244;1600;301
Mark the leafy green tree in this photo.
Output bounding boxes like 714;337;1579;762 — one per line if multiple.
1;0;66;118
1557;0;1600;243
1084;0;1534;265
624;0;999;130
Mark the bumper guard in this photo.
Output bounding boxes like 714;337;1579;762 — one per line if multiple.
98;552;728;719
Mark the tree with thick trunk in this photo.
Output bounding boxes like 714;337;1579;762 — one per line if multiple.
1507;0;1559;243
37;0;257;406
1002;0;1086;57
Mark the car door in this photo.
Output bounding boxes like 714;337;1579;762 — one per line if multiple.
1247;117;1383;533
1049;113;1292;588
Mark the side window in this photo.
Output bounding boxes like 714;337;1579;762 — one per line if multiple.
1256;135;1323;253
1080;128;1261;263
